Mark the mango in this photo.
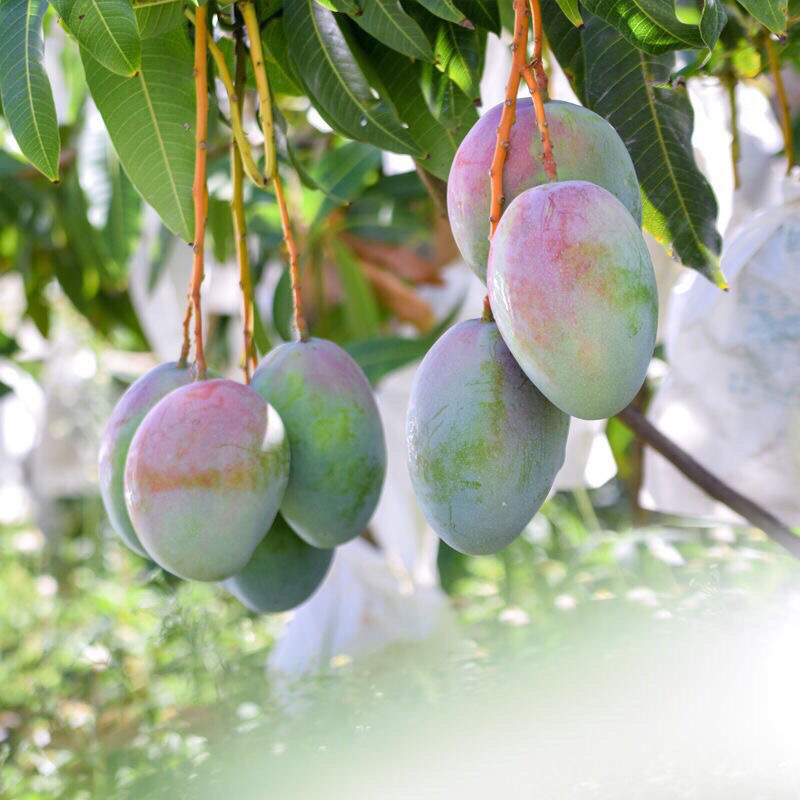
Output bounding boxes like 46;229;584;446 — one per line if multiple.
124;379;289;581
406;319;569;555
251;339;386;548
223;514;333;613
98;362;193;556
488;180;658;420
447;99;642;281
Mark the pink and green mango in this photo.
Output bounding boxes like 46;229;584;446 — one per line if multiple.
406;319;569;555
447;99;642;281
98;362;194;557
251;339;386;549
124;379;289;581
223;514;333;613
488;180;658;420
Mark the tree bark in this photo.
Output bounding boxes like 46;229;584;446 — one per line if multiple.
616;404;800;559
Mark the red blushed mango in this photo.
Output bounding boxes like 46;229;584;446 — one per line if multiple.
124;379;289;581
447;99;641;282
488;181;657;420
98;362;194;557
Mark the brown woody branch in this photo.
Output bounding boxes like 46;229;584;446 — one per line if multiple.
616;404;800;559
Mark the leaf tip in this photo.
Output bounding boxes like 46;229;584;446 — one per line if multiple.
459;18;475;30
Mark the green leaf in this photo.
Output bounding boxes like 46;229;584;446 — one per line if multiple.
699;0;727;53
284;0;423;155
578;0;706;53
261;16;303;95
207;197;233;262
0;331;19;356
332;240;380;339
430;19;482;100
133;0;183;38
252;299;273;355
0;380;12;399
738;0;786;34
82;29;195;241
309;141;381;224
345;0;433;60
0;0;60;181
419;59;478;131
50;0;141;76
545;6;724;285
315;0;360;12
554;0;583;28
416;0;467;25
102;147;142;269
273;108;348;203
346;296;463;385
454;0;499;33
361;40;468;179
272;268;293;341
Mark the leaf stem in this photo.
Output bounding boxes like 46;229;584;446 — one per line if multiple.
185;8;265;189
522;0;557;182
488;0;529;243
527;0;549;99
239;1;276;179
274;175;309;341
724;69;740;190
232;30;256;382
481;294;494;321
765;34;795;173
488;0;557;260
189;4;209;378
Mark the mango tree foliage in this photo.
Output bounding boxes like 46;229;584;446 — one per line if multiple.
0;0;796;358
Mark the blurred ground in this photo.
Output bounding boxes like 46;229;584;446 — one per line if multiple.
1;490;798;799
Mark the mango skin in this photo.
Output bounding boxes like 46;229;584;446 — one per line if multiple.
406;319;569;555
222;515;333;613
98;362;194;557
251;339;386;548
124;379;289;581
447;99;642;282
488;180;658;420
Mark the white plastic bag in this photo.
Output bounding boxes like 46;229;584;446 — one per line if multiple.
268;364;451;676
642;174;800;525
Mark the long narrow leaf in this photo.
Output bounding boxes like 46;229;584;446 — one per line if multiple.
0;0;60;181
82;29;195;241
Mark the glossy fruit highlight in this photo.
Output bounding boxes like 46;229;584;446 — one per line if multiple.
406;319;569;555
124;379;289;581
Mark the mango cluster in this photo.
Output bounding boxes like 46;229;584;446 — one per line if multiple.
407;100;657;555
99;340;386;613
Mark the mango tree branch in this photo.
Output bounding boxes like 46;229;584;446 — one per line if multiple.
239;1;276;179
616;404;800;559
232;31;256;382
